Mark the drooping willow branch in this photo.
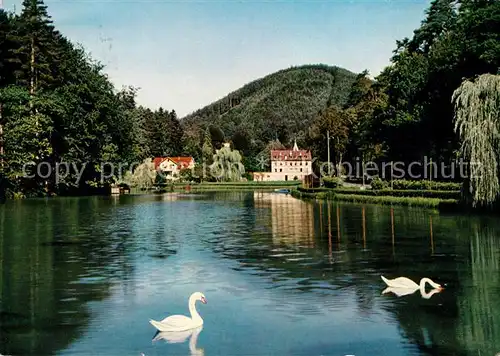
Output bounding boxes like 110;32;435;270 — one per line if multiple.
452;73;500;207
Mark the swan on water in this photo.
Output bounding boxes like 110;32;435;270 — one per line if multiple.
149;292;207;332
381;276;443;291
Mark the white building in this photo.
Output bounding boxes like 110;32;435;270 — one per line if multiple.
154;156;195;180
253;140;312;181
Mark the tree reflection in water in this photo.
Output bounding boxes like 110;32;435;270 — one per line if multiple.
0;196;178;355
207;192;500;355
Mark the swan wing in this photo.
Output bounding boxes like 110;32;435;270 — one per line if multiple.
381;276;418;288
160;315;190;324
150;314;194;332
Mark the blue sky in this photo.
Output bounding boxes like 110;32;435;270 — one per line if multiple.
3;0;431;117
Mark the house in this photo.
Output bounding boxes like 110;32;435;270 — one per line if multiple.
253;140;313;181
154;156;195;180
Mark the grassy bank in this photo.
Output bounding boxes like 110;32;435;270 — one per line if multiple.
291;188;459;209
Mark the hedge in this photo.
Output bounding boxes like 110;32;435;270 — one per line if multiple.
333;188;460;199
323;177;343;188
291;189;458;209
371;178;461;191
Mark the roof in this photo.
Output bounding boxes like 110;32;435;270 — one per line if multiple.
168;157;195;169
271;149;312;161
153;157;167;170
153;156;195;170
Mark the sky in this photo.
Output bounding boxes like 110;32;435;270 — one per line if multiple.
2;0;431;117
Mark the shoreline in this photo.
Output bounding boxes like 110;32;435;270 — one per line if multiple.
290;188;461;211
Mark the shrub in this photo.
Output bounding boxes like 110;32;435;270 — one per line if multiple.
323;177;343;188
391;179;461;191
371;177;389;190
332;188;460;200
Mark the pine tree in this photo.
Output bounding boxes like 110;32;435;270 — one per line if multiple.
167;110;184;155
0;10;16;175
202;128;213;165
9;0;57;97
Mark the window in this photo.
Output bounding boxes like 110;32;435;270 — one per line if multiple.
300;168;303;172
275;169;277;172
280;169;282;172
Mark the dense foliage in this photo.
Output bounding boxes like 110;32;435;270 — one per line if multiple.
363;0;500;180
0;1;184;198
452;73;500;207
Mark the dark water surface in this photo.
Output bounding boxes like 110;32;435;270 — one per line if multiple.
0;191;499;355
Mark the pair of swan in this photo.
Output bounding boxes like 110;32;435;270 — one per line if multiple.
150;277;444;331
381;275;444;299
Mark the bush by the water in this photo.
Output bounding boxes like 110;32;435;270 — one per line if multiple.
371;177;389;190
370;179;461;191
323;177;343;188
333;188;460;200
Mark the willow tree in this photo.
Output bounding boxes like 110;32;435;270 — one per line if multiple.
210;145;245;182
122;158;156;189
452;73;500;208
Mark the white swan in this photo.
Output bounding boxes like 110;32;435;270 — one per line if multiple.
381;276;443;291
382;286;442;299
149;292;207;332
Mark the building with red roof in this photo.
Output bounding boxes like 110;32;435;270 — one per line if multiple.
154;156;195;180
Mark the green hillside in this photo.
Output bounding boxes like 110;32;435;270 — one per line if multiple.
180;64;358;150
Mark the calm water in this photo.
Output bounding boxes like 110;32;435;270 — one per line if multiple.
0;191;499;356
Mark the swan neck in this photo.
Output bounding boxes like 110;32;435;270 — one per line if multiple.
420;278;436;289
189;296;202;322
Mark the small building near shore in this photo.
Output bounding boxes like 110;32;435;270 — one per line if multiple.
154;156;195;181
253;140;313;182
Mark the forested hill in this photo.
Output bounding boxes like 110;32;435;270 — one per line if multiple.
181;65;358;149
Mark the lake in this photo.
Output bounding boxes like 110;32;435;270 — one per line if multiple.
0;191;499;355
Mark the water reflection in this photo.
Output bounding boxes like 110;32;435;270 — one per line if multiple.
0;195;180;355
382;286;442;299
206;193;500;355
152;325;204;356
253;192;314;247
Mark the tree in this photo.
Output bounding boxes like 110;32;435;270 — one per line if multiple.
9;0;57;98
231;129;250;154
168;110;185;155
308;106;353;175
123;158;156;189
255;139;285;171
202;128;213;164
452;73;500;208
210;145;245;182
209;125;225;149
